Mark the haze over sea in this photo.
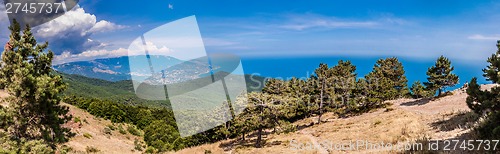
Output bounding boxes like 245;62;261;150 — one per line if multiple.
241;56;490;91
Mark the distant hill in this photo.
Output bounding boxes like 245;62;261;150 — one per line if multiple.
53;56;183;82
58;71;265;108
59;72;170;107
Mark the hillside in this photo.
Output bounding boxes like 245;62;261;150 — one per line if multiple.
173;86;486;154
59;71;265;108
0;80;489;153
0;90;145;153
61;103;145;153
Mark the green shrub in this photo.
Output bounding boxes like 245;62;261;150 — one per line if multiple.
83;133;93;139
103;127;112;135
127;125;141;136
107;124;116;130
59;145;73;154
118;125;127;135
134;139;143;151
86;146;100;153
74;116;81;123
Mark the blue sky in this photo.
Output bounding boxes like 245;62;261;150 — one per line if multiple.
0;0;500;76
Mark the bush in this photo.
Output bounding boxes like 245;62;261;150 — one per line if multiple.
118;125;127;135
83;133;93;139
74;116;81;123
103;127;112;135
19;139;54;154
107;124;116;130
134;139;143;151
59;145;73;154
86;146;100;153
127;125;141;136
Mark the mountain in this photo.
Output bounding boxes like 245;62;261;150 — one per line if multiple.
58;71;265;108
53;56;183;82
58;72;171;108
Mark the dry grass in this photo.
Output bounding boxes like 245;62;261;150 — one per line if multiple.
60;103;144;154
174;85;488;154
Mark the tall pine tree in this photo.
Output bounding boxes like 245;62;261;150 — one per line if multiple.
466;41;500;139
331;60;357;110
365;57;409;103
0;20;71;149
424;55;459;96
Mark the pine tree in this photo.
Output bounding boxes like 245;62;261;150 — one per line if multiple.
365;57;409;103
240;92;287;148
262;78;286;95
425;55;459;96
466;41;500;140
0;20;71;149
331;60;357;110
313;63;334;124
411;81;427;99
284;77;309;119
467;41;500;114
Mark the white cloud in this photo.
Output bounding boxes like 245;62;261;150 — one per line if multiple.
88;20;127;33
468;34;500;40
278;14;380;30
33;5;126;54
35;6;125;38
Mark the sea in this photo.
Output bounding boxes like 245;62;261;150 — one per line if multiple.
240;56;491;91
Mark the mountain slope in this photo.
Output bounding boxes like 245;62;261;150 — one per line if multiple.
173;87;482;154
0;90;144;154
62;102;144;153
59;71;265;108
54;56;183;82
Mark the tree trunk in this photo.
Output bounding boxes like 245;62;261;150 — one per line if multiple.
256;127;262;147
318;80;325;124
256;103;264;148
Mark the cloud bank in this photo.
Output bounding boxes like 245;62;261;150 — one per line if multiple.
34;5;126;54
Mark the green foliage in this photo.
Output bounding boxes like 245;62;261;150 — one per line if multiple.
424;55;459;96
118;125;127;135
0;132;54;154
58;145;73;154
107;124;116;131
365;57;409;103
233;92;299;147
0;20;71;149
410;81;433;98
59;73;170;108
331;60;357;109
73;116;81;124
143;120;182;151
134;139;144;151
83;133;92;139
85;146;100;153
127;125;141;136
103;127;112;135
466;40;500;140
